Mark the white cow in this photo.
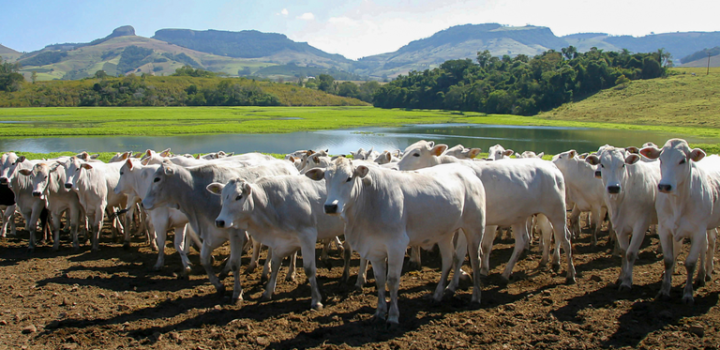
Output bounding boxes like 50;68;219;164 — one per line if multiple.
142;160;298;302
306;158;486;324
641;139;720;304
397;141;576;286
209;175;347;310
116;159;200;275
0;153;18;237
443;144;482;160
18;162;84;251
585;146;660;290
487;144;514;161
553;150;608;245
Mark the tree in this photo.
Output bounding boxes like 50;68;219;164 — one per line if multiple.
337;81;360;99
31;71;37;84
477;50;492;68
0;58;24;92
317;74;335;93
94;70;108;79
561;46;577;60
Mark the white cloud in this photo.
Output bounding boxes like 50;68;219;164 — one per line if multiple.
280;8;288;16
297;12;315;21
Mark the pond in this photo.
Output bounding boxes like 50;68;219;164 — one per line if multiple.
0;123;709;156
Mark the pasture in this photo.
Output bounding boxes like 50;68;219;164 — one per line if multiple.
1;214;719;349
3;106;720;143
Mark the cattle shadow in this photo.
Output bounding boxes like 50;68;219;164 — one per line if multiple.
552;280;719;348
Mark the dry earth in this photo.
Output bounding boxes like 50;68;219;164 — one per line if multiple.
0;216;719;350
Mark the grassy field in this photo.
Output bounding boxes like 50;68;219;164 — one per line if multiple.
539;67;720;129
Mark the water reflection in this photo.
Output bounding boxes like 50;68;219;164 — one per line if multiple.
0;123;708;155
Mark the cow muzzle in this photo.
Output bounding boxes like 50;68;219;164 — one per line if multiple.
607;185;621;194
324;204;338;214
0;177;7;185
32;191;42;198
64;183;72;189
594;171;601;178
658;184;672;193
215;219;225;228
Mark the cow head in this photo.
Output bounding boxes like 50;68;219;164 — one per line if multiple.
487;144;514;161
142;160;177;210
116;158;140;195
444;144;482;160
17;162;60;200
585;147;640;196
207;179;253;229
306;157;368;216
62;157;86;191
0;152;21;185
396;140;447;171
640;138;704;195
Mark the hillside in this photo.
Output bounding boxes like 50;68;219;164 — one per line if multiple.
0;44;21;62
680;47;720;67
539;68;720;129
153;29;354;70
356;24;567;78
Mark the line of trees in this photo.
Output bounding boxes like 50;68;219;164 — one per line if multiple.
0;58;23;92
372;47;667;115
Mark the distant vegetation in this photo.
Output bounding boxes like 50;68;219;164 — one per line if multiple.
116;45;154;74
681;47;720;64
0;67;367;107
373;47;667;115
18;51;68;67
0;57;23;92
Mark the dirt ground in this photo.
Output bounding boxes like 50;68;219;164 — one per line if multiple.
1;216;719;350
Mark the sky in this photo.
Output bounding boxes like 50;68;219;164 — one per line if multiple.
1;0;718;60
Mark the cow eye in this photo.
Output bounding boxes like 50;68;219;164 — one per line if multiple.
600;164;604;168
76;168;79;172
235;195;242;201
153;177;160;183
44;176;47;179
413;153;420;157
120;171;124;175
346;177;352;182
679;159;686;165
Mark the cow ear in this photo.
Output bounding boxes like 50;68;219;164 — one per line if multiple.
384;152;392;162
427;141;434;149
311;154;320;163
49;163;61;173
141;157;150;166
218;151;226;156
639;146;662;160
18;169;33;176
354;165;370;178
579;153;589;160
160;148;172;157
288;156;296;163
626;146;639;154
467;148;482;159
242;181;252;195
432;144;448;156
81;163;94;170
132;152;143;159
145;149;153;157
163;165;175;176
504;149;515;157
120;152;130;160
226;152;234;157
206;183;225;196
568;150;577;158
17;156;26;163
305;168;325;181
537;152;544;158
625;154;641;165
585;155;600;166
690;148;706;162
126;159;134;170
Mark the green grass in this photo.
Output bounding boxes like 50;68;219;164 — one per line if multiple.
1;106;720;143
539;68;720;130
12;151;287;163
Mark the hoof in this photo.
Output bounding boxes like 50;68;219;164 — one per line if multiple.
231;292;244;304
551;263;561;272
695;279;706;288
407;261;421;271
386;318;400;328
123;242;130;250
618;284;632;292
312;302;324;311
323;260;333;270
565;276;576;285
285;273;297;283
260;274;269;283
340;272;350;283
655;291;671;301
27;247;35;254
372;314;387;323
682;294;695;305
245;264;257;275
261;292;273;302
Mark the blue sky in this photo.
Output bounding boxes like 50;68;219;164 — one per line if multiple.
1;0;718;59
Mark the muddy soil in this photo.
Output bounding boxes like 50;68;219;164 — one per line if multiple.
0;217;719;350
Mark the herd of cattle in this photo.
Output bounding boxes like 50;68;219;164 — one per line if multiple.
0;138;719;324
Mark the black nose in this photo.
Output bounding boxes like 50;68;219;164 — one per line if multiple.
594;171;602;178
32;191;41;197
324;204;338;214
0;178;7;185
64;183;72;189
607;185;621;194
215;220;225;228
658;184;672;192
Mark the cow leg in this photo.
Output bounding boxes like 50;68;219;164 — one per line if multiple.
537;214;554;270
696;232;708;287
174;224;193;277
448;233;467;293
152;215;169;271
568;205;580;240
25;207;43;252
656;224;674;300
228;229;246;303
246;237;261;274
615;229;630;289
262;246;286;301
386;244;405;325
681;230;706;305
370;256;388;322
557;222;576;284
408;246;421;270
480;225;498;276
261;246;272;282
705;229;717;281
340;240;353;283
51;211;63;251
200;236;228;296
355;257;369;290
622;222;650;291
300;231;323;309
501;224;528;282
1;205;17;237
285;251;298;282
432;236;455;302
123;198;136;249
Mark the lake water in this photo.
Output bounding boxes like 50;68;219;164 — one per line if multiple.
0;123;706;156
